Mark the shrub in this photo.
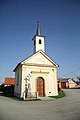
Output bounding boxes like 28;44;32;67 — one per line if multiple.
49;89;65;99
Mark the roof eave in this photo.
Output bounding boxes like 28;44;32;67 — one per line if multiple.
13;63;21;72
32;35;45;40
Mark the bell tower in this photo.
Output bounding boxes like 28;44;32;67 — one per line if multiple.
32;21;45;53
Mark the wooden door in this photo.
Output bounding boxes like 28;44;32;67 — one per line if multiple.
61;82;66;88
37;77;45;97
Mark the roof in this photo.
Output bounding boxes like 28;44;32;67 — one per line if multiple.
58;78;70;82
4;78;15;85
13;50;59;72
32;21;45;40
36;21;41;35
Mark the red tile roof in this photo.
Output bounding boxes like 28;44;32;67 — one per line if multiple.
4;78;15;85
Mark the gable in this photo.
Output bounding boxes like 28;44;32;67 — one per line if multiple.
21;50;58;67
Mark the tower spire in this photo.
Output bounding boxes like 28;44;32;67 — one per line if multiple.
32;21;45;53
36;21;41;35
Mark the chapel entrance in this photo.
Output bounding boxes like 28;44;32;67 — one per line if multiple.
37;77;45;97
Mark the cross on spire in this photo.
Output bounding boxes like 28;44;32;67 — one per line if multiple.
36;21;41;35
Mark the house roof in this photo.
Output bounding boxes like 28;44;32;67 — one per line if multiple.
58;78;77;83
13;50;59;72
4;78;15;85
58;78;70;82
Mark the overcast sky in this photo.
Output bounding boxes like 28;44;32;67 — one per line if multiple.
0;0;80;83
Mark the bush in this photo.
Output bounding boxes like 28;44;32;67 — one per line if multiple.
49;89;65;99
58;89;65;98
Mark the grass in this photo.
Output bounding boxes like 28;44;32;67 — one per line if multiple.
49;89;65;99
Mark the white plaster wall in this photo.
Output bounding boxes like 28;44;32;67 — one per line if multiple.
34;36;45;52
31;71;49;96
25;52;53;65
46;68;58;96
14;69;22;97
20;65;58;98
20;67;27;98
53;69;58;96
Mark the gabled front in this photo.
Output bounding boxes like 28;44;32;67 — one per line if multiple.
21;50;59;67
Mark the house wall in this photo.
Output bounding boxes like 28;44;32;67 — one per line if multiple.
66;82;69;88
20;65;58;98
69;83;77;88
58;80;77;89
58;82;69;89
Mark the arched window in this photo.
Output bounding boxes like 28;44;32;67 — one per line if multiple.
39;39;41;44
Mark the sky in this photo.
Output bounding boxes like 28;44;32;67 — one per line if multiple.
0;0;80;83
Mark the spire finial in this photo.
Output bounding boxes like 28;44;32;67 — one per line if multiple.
36;21;40;35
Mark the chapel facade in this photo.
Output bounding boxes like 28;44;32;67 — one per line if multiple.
13;22;59;99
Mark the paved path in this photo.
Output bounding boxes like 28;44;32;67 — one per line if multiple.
0;89;80;120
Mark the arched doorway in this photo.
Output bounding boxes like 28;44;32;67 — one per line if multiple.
37;77;45;97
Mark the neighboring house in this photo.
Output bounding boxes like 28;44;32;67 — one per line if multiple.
4;77;15;86
2;78;15;94
58;78;77;89
13;22;59;99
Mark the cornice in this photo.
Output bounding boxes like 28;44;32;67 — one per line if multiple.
22;63;57;68
31;71;49;74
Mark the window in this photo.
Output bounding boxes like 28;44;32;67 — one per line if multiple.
39;39;41;44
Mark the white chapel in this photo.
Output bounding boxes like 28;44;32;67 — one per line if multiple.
13;22;59;99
